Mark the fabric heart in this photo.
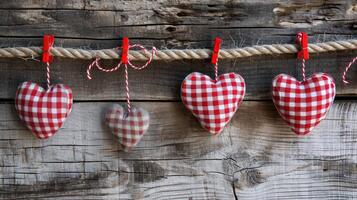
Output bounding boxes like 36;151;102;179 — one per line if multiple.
105;104;150;149
272;73;335;135
15;81;73;139
181;72;245;134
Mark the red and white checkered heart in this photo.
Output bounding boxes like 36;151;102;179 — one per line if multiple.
181;72;245;135
105;104;150;150
15;81;73;139
272;73;336;135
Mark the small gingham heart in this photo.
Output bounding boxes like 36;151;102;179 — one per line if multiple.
181;72;245;134
105;104;150;149
15;81;73;139
272;73;335;135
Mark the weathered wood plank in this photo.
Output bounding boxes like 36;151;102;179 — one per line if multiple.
0;0;356;49
0;51;356;101
0;101;356;199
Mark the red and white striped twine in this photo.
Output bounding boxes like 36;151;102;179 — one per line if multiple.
87;45;156;79
214;62;218;82
343;56;357;84
87;58;122;79
301;59;306;81
46;62;51;89
128;44;157;70
87;44;156;114
296;33;307;82
124;64;131;114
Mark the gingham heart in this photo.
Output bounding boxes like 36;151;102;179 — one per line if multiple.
181;72;245;134
272;73;335;135
15;81;73;139
105;104;150;150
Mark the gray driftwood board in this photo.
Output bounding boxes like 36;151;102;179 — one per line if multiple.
0;0;357;199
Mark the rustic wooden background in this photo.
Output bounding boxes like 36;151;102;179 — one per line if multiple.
0;0;357;199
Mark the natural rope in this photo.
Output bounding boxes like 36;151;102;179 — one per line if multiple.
1;39;357;61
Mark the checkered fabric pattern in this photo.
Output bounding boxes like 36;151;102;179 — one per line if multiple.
181;72;245;134
105;104;150;150
272;73;335;135
15;81;73;139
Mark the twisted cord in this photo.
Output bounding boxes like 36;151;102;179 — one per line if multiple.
46;62;51;89
124;64;131;114
343;55;357;84
1;40;357;61
301;59;306;81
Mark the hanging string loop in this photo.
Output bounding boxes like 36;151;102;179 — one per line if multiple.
343;56;357;84
42;35;55;89
87;37;156;114
211;37;222;81
296;32;309;81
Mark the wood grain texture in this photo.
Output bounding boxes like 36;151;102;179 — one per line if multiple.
0;101;356;199
1;0;357;199
0;0;356;49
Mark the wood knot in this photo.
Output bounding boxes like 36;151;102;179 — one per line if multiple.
133;161;167;183
166;26;176;32
223;151;267;188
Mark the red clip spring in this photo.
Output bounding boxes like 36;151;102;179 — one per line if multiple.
296;32;309;60
211;37;222;65
42;35;55;63
121;37;129;64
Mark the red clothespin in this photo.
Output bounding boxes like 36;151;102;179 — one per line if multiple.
121;37;129;64
42;35;55;63
296;32;309;60
211;37;222;65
